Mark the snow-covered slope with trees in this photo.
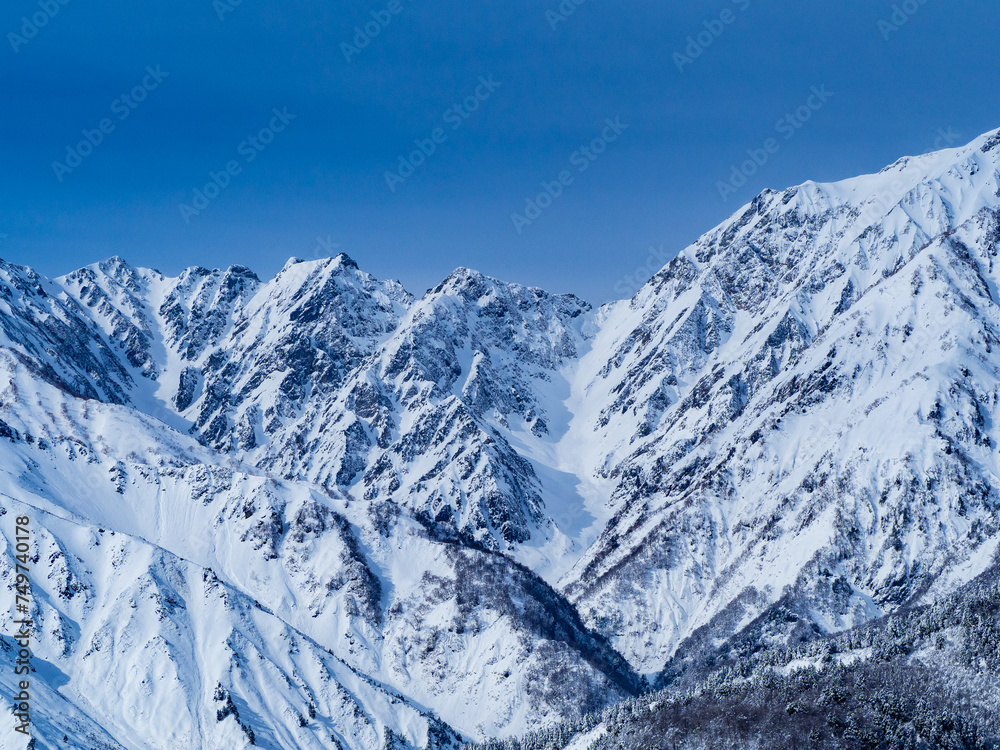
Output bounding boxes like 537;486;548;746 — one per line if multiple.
2;128;1000;748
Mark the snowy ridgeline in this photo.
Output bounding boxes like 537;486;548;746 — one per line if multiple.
2;127;1000;748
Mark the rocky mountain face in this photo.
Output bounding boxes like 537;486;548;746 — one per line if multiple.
2;128;1000;749
562;133;1000;674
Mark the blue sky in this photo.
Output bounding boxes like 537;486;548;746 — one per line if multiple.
2;0;997;302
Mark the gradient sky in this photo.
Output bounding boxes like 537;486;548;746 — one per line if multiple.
2;0;997;303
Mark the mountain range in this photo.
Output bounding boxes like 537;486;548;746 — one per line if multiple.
3;127;1000;749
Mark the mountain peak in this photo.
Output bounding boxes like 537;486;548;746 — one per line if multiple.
332;252;359;271
99;254;131;270
224;263;260;281
979;125;1000;154
279;253;360;282
427;267;492;299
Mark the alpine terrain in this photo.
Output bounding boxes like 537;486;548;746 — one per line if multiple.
3;128;1000;749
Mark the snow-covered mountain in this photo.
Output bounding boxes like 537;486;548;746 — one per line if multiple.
3;127;1000;749
562;129;1000;675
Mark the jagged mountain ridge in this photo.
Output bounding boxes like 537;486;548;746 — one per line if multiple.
2;127;1000;748
0;253;638;749
562;130;1000;674
0;341;639;750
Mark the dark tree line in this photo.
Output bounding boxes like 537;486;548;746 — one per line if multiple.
462;563;1000;750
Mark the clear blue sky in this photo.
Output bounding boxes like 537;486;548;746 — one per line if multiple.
2;0;997;302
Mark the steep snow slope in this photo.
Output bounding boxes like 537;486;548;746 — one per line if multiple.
256;268;595;552
60;256;610;561
58;254;414;452
0;348;637;749
0;259;136;406
560;129;1000;673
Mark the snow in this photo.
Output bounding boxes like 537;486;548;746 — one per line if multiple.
564;724;607;750
2;126;1000;748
